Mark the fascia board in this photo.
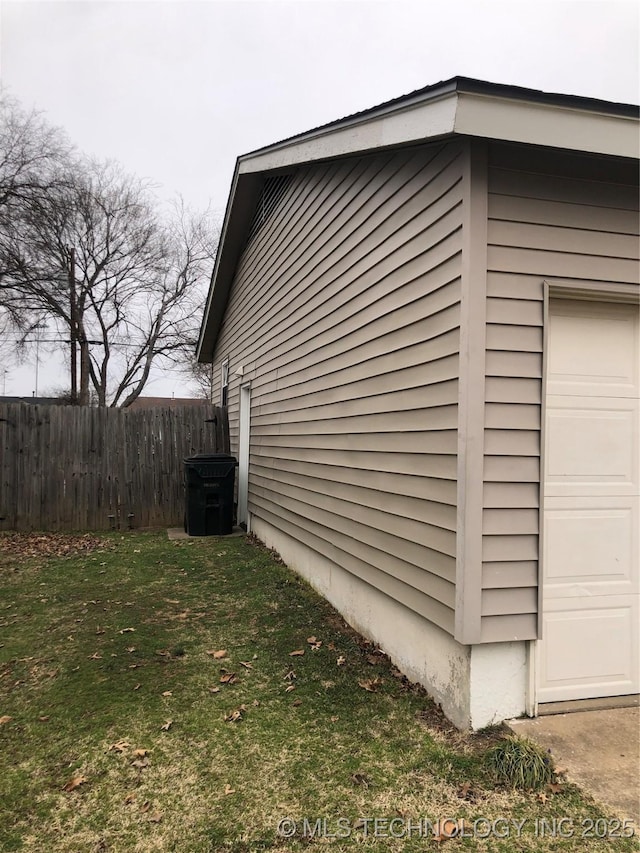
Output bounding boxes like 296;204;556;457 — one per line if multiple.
237;92;459;174
454;91;640;159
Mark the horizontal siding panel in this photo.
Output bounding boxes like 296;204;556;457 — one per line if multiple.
250;445;458;480
485;272;545;301
489;168;639;210
485;376;541;404
484;403;540;430
252;458;458;506
253;502;455;634
483;455;540;482
481;587;537;617
485;323;543;352
252;406;457;436
253;447;457;480
488;220;639;260
484;429;539;456
485;350;542;378
487;245;639;283
482;534;538;562
486;296;543;326
252;430;458;455
252;476;456;557
483;481;539;509
269;310;460;386
480;613;537;642
251;393;458;423
488;193;640;235
482;561;538;589
268;331;461;396
256;375;460;416
252;466;457;529
252;400;458;429
483;508;539;535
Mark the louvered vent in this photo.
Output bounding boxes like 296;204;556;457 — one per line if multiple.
245;174;293;247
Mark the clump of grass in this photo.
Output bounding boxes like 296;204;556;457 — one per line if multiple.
486;734;554;790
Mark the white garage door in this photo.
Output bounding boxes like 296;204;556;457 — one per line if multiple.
538;298;639;704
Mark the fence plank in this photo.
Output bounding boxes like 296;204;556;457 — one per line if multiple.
0;403;229;532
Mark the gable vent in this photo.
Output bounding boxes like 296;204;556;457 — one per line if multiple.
245;174;293;247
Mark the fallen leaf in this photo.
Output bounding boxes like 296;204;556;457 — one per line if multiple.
336;655;346;666
330;716;339;722
207;649;227;659
160;720;172;731
131;758;149;769
390;667;404;679
133;683;141;691
63;774;88;792
95;626;105;635
126;646;136;653
224;704;247;723
307;635;318;644
161;691;172;697
88;652;102;660
284;669;296;682
148;812;163;823
328;642;336;650
548;782;563;794
119;628;135;634
457;781;473;799
38;715;50;722
238;661;253;669
139;800;151;813
289;649;305;657
224;784;235;795
252;699;260;706
208;686;220;694
285;684;296;693
554;767;568;777
219;672;238;684
133;748;149;758
109;740;130;753
124;792;136;804
155;649;171;657
292;699;302;707
0;715;13;725
351;772;371;788
358;677;384;692
433;818;460;841
537;792;548;804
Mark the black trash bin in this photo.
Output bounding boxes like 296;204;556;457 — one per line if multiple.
184;454;237;536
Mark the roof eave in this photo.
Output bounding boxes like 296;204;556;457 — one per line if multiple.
197;80;639;363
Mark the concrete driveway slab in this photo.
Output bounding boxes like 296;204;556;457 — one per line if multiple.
508;708;640;826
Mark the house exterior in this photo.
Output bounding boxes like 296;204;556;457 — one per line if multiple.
197;78;640;730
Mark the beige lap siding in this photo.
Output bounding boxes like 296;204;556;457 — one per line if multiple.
482;143;640;643
212;142;465;634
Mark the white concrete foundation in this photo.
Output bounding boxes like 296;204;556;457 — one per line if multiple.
251;516;528;730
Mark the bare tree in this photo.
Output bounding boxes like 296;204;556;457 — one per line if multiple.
0;96;217;406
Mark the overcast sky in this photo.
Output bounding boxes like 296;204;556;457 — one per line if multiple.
1;0;638;398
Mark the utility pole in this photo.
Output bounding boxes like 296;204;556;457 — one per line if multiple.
69;247;77;405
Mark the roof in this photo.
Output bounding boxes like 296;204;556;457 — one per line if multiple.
197;76;640;361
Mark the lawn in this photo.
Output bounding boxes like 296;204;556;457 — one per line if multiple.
0;530;637;852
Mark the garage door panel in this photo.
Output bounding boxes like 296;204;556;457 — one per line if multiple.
545;399;638;493
544;500;637;593
538;601;639;702
548;302;639;398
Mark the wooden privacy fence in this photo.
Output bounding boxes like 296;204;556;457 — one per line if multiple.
0;402;229;532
